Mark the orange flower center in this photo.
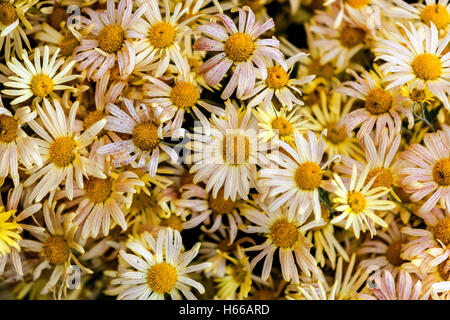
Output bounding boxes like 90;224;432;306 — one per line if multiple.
365;168;393;189
339;26;366;48
271;116;293;137
208;189;236;215
412;53;442;81
148;22;176;49
295;161;323;190
169;81;200;109
147;263;177;294
432;158;450;186
386;240;405;266
347;191;366;214
326;122;347;144
160;215;184;232
346;0;370;9
98;24;125;54
49;137;77;167
59;32;79;57
270;219;299;248
31;74;54;98
0;1;17;27
43;235;70;265
420;4;450;30
365;88;393;115
132;121;160;151
224;32;255;62
265;66;290;89
433;217;450;246
86;177;113;203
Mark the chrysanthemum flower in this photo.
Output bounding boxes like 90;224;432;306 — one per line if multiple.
131;0;197;76
19;201;92;300
243;204;319;283
301;90;364;162
74;0;147;81
259;130;339;222
399;127;450;215
58;169;145;239
329;164;395;239
0;206;20;257
111;228;210;300
389;0;450;32
0;184;43;277
0;0;36;61
175;184;245;243
358;219;408;277
144;73;225;134
358;269;428;300
193;5;285;99
0;103;41;187
253;103;307;145
338;68;413;143
24;98;106;202
186;100;267;201
96;98;178;177
402;206;450;274
243;53;315;110
2;46;80;105
375;22;450;110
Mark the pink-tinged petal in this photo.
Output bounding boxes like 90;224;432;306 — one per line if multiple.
203;59;232;86
193;37;224;52
195;23;228;41
213;14;238;34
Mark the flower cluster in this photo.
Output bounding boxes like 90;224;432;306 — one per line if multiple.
0;0;449;300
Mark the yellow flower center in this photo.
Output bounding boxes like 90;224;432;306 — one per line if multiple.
0;1;17;27
265;66;290;89
85;177;113;203
295;161;323;190
83;110;106;136
412;53;442;81
148;22;176;49
0;114;18;143
222;134;250;165
420;4;450;30
59;32;79;57
231;266;248;284
224;32;255;63
160;215;183;232
271;116;293;137
386;240;405;266
49;137;77;167
43;235;70;265
433;158;450;186
169;81;200;109
208;189;236;215
325;122;347;145
31;74;54;98
365;87;393;115
347;191;367;214
132;121;160;151
97;24;125;54
270;219;299;248
434;217;450;246
365;168;393;189
147;263;177;294
308;58;335;79
339;26;366;48
437;261;450;281
346;0;370;9
409;88;427;103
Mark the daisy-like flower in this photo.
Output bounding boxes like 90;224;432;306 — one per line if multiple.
399;127;450;215
309;7;372;70
24;98;106;202
58;169;145;239
287;254;370;300
259;130;339;222
419;261;450;299
0;184;43;278
193;5;285;99
301;90;364;162
0;206;21;258
338;68;413;143
143;73;225;134
253;103;307;145
374;22;450;110
0;0;36;61
2;46;80;105
401;206;450;274
96;98;179;177
131;0;197;76
186;100;267;201
389;0;450;32
329;164;395;239
175;184;246;243
358;269;429;300
0;103;41;187
19;201;92;300
73;0;147;81
111;228;210;300
243;204;319;284
215;247;253;300
358;219;408;277
242;53;315;110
